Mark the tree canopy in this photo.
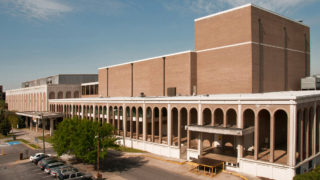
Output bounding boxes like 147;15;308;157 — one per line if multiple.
52;117;118;164
0;100;12;135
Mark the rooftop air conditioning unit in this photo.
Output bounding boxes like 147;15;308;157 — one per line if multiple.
167;87;176;97
301;76;320;90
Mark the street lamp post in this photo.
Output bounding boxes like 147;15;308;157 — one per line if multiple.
95;132;101;179
41;113;45;154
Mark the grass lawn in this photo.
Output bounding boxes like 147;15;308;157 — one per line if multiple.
36;135;53;144
113;146;145;153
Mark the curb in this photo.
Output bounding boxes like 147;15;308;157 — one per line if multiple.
223;170;248;180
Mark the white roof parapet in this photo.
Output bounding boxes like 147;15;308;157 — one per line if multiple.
185;125;254;136
98;50;193;70
81;82;99;86
48;91;320;104
194;3;308;27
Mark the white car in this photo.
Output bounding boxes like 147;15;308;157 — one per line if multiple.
29;153;45;162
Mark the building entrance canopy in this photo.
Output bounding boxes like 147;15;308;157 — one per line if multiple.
185;125;254;136
16;111;63;119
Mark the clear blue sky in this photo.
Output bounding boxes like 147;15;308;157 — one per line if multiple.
0;0;319;90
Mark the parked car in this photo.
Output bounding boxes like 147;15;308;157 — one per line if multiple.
38;157;58;170
58;171;91;180
44;161;64;174
29;153;44;162
50;165;69;177
32;154;50;165
54;166;79;177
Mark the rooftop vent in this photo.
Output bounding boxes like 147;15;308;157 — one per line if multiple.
167;87;176;97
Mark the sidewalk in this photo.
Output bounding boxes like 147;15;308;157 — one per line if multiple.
10;128;53;150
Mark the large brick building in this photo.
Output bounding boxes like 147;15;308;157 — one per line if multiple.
6;4;319;180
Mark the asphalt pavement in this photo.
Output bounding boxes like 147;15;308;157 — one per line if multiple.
0;142;56;180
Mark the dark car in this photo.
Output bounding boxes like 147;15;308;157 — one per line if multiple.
58;171;88;180
38;157;58;170
51;166;78;177
44;161;64;174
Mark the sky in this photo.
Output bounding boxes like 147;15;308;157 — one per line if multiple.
0;0;320;90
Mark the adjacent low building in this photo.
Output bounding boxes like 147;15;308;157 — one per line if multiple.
5;4;319;180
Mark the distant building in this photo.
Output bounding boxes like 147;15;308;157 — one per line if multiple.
6;74;97;112
5;4;319;180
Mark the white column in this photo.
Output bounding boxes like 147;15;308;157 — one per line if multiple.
288;104;296;166
168;104;172;146
123;104;127;137
143;103;147;141
237;104;242;162
36;118;38;133
93;105;96;121
198;103;203;155
50;119;54;136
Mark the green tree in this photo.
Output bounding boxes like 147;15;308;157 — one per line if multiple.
52;117;118;164
8;113;18;131
0;118;11;136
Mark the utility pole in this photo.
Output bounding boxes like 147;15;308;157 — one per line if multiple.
96;131;101;179
41;113;45;154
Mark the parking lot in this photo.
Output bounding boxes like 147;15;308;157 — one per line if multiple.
0;160;55;180
0;142;57;180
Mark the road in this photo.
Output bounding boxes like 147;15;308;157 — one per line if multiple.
117;164;197;180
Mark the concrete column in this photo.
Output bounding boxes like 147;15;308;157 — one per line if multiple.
306;110;310;158
198;104;203;155
113;108;115;127
81;105;84;119
151;109;155;142
50;119;54;136
29;117;32;131
136;108;139;139
93;105;96;121
254;114;259;160
288;104;296;166
36;119;38;133
71;105;74;118
130;108;133;138
270;114;275;163
123;106;127;137
143;104;147;141
159;109;162;144
187;110;190;148
198;133;203;155
223;111;227;127
117;108;120;134
237;136;243;163
300;111;304;162
211;111;215;126
178;109;181;148
168;104;172;146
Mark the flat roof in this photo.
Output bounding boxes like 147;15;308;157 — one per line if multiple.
81;82;99;86
98;50;192;70
49;90;320;103
16;111;63;119
194;3;308;27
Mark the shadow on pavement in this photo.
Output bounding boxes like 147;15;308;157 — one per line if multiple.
69;150;148;173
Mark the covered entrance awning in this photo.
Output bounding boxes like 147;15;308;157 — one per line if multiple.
185;125;254;136
16;111;63;119
16;111;63;136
